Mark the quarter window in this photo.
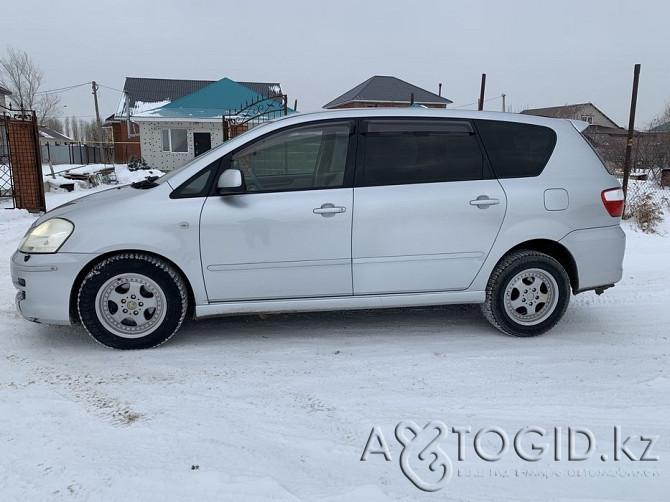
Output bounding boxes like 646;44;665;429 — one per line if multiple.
474;120;557;178
360;120;485;186
231;122;352;192
170;159;221;198
162;129;188;153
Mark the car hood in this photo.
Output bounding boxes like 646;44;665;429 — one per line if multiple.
35;185;151;225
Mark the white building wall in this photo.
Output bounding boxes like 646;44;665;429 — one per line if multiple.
139;120;225;171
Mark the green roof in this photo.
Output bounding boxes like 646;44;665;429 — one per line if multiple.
163;78;263;112
133;77;291;120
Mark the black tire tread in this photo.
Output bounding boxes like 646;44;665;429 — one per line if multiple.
481;250;570;337
77;253;188;349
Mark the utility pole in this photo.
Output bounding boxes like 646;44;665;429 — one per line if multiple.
622;64;641;202
501;93;506;113
478;74;486;111
92;81;101;126
92;80;108;163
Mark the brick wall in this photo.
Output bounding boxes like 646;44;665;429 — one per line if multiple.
8;116;46;213
111;121;141;163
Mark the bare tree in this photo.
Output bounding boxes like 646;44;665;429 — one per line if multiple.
35;91;61;124
0;46;60;123
64;116;72;138
70;115;80;141
44;117;63;133
647;102;670;130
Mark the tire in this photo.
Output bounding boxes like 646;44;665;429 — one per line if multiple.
482;250;570;337
78;253;188;349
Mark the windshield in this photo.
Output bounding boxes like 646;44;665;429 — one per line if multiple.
154;148;221;185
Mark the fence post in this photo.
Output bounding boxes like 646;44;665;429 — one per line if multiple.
622;64;641;203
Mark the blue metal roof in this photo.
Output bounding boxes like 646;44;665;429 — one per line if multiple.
134;77;290;120
163;78;263;112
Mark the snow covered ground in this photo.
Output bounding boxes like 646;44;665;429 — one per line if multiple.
41;163;163;194
0;180;668;500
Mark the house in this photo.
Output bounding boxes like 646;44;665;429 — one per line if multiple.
323;75;452;109
0;85;11;109
38;126;75;146
521;102;621;129
105;77;282;164
129;77;288;170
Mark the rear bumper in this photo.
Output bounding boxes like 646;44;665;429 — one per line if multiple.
559;225;625;293
10;251;96;325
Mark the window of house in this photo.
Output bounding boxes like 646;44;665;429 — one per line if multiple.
359;119;485;186
162;129;188;153
230;122;352;192
580;115;594;124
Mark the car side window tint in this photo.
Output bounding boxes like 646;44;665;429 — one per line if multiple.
170;158;220;198
474;120;557;178
231;122;352;192
360;120;484;186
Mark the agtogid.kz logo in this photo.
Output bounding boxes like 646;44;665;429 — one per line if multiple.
360;422;660;492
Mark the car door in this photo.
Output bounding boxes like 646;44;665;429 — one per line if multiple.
352;118;507;295
200;120;356;302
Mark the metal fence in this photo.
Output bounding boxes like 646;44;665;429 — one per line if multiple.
0;119;11;197
41;143;113;165
584;130;670;222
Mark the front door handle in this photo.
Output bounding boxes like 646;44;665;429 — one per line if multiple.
470;196;500;209
313;203;346;218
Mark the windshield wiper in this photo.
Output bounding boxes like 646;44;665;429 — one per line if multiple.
130;176;160;189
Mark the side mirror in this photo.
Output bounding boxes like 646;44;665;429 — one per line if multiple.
217;169;244;194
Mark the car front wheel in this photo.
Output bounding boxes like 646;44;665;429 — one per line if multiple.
78;253;188;349
482;250;570;337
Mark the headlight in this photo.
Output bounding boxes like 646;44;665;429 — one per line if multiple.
18;218;74;253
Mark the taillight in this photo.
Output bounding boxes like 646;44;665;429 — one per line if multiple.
601;188;624;217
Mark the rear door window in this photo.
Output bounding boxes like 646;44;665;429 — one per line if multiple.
474;120;557;178
358;119;486;187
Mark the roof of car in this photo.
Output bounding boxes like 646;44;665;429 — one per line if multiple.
272;107;574;128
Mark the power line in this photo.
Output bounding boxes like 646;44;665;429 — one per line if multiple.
34;81;92;95
97;83;124;93
452;94;504;110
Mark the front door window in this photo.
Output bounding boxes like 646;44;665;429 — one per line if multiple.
231;123;351;192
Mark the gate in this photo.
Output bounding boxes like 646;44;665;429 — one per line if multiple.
1;105;46;212
222;94;289;141
0;114;11;200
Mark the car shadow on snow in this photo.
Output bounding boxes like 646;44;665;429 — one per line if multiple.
22;304;541;351
175;304;493;346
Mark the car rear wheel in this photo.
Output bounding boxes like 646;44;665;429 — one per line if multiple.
482;250;570;337
78;253;188;349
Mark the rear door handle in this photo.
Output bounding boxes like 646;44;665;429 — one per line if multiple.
470;196;500;208
313;203;346;217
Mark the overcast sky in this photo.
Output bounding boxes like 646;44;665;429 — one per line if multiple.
3;0;668;128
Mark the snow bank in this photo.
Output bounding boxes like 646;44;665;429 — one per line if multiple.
0;184;667;500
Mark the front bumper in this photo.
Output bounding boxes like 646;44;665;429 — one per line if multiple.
10;251;97;325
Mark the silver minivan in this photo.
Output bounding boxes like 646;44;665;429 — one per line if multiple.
11;109;625;349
